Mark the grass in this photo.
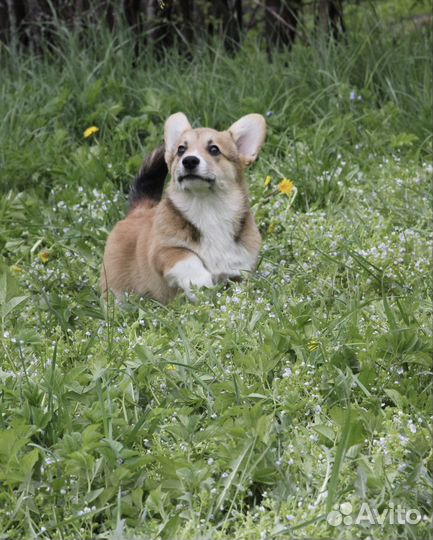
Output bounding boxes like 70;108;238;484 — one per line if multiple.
0;4;432;539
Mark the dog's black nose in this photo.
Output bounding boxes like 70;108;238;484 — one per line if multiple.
182;155;200;170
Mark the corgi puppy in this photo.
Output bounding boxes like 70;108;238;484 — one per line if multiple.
100;112;266;303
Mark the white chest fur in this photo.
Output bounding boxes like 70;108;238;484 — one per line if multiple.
170;190;257;276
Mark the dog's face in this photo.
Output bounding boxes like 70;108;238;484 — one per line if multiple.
164;113;266;193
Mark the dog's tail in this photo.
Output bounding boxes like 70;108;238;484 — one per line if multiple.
128;145;168;211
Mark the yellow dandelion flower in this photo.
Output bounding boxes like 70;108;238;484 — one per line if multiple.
10;264;23;274
267;221;277;233
264;175;272;187
38;251;50;264
83;126;99;139
307;340;320;352
278;179;295;195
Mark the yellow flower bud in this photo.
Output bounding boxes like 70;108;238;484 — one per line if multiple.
83;126;99;139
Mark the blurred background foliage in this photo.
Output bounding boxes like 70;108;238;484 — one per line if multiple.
0;0;431;55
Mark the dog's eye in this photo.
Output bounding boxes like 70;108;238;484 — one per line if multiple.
208;145;220;156
177;145;186;156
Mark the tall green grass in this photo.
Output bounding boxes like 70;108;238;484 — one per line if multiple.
0;10;431;202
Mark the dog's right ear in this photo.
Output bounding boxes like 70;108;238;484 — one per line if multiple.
164;113;192;159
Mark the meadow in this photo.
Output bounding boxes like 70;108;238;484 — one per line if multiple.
0;3;432;539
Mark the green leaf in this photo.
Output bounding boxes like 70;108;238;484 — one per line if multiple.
384;388;406;409
84;487;105;504
390;133;419;148
312;424;335;442
326;407;353;513
1;295;28;318
0;267;21;306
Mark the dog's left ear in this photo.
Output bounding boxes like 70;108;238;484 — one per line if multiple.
228;114;266;166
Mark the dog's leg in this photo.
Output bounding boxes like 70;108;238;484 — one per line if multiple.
155;248;213;300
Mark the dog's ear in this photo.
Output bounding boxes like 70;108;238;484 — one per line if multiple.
164;113;192;157
228;114;266;166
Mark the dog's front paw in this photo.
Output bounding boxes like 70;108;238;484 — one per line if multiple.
180;271;213;302
166;255;214;300
188;271;214;289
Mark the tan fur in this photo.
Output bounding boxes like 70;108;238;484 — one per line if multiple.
101;113;266;303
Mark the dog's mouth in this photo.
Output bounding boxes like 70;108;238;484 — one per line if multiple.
178;174;215;184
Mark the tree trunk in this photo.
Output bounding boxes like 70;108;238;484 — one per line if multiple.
178;0;194;44
265;0;302;54
215;0;243;51
318;0;345;39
